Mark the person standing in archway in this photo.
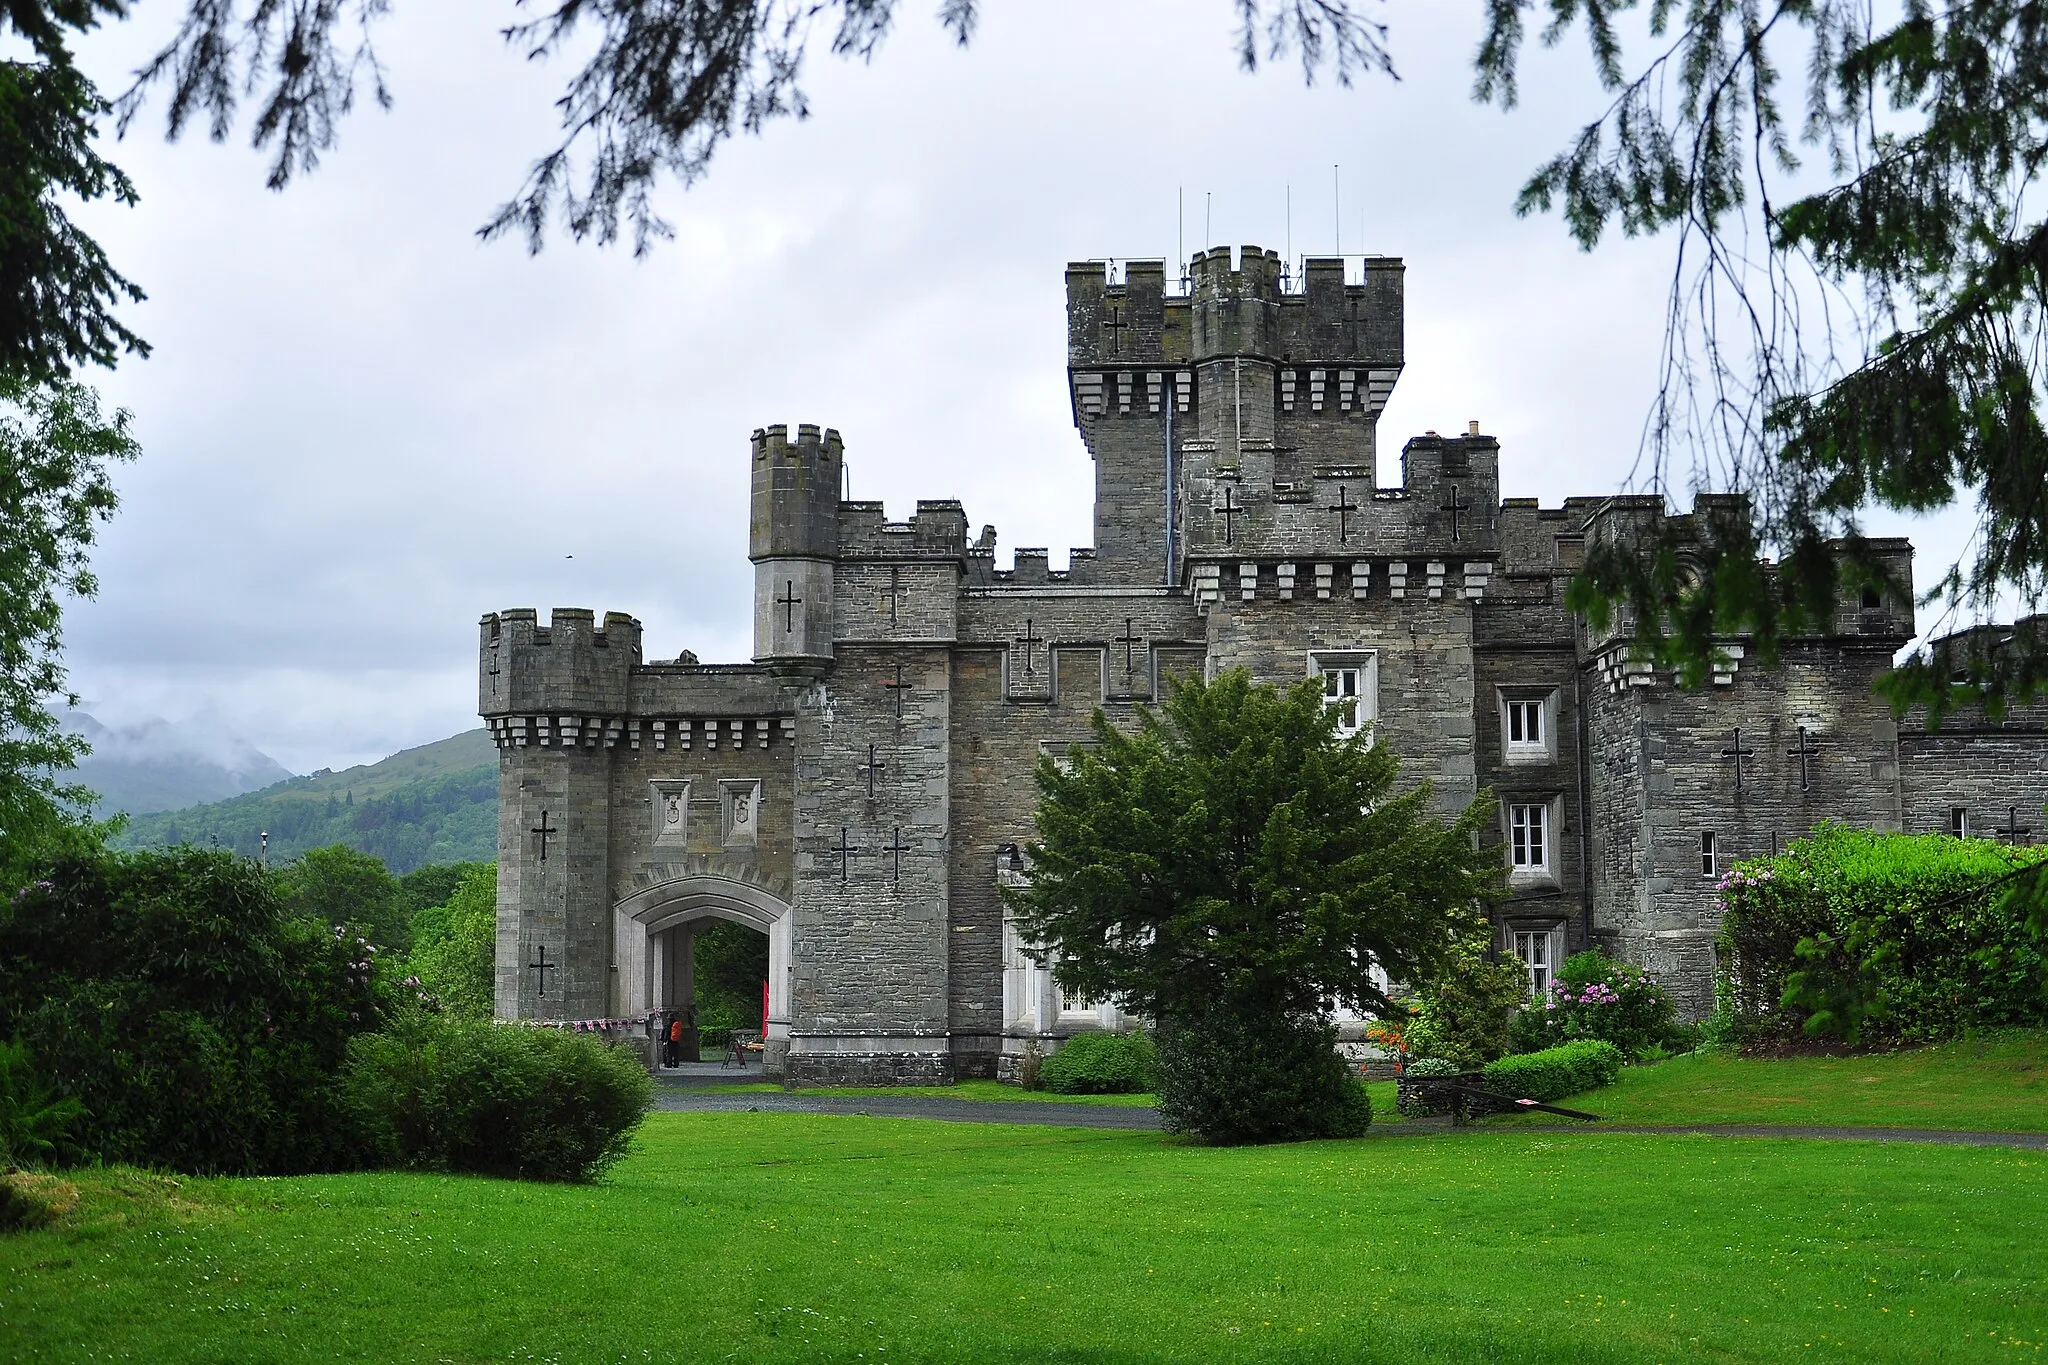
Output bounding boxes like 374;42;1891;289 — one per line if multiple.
665;1012;682;1068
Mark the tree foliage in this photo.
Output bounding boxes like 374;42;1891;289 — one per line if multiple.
0;845;390;1174
0;374;135;885
404;863;496;1020
92;1;1391;256
277;842;409;950
1007;669;1500;1026
1477;1;2048;711
0;57;146;384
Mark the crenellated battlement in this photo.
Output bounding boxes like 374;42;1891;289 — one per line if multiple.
750;422;842;564
838;499;970;559
480;607;642;718
751;422;844;465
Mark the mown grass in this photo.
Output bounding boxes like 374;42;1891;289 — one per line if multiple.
692;1078;1159;1106
1500;1034;2048;1132
4;1113;2044;1363
691;1077;1407;1113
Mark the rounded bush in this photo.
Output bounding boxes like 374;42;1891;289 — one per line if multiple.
1155;1008;1370;1145
1038;1031;1157;1094
344;1013;653;1181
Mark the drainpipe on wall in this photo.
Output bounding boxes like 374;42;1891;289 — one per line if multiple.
1573;663;1595;951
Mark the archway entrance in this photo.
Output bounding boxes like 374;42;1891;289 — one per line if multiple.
613;876;792;1071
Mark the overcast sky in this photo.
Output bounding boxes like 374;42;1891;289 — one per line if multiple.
56;1;1977;774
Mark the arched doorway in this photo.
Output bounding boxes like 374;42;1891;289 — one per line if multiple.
613;876;792;1070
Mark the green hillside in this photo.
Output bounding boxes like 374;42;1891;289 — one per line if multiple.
113;731;500;874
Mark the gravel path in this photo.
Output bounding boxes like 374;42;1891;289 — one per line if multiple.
653;1087;2048;1148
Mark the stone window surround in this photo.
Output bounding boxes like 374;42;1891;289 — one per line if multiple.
1308;648;1380;743
1501;794;1564;888
1495;685;1560;765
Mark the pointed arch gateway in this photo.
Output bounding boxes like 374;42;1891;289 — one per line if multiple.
613;874;792;1064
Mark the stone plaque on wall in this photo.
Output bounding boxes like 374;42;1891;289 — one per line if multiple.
720;779;763;848
650;780;690;848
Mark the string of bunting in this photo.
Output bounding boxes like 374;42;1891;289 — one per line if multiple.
509;1016;649;1033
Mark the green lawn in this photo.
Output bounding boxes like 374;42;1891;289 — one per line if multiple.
691;1077;1407;1112
693;1078;1160;1106
1497;1035;2048;1132
6;1113;2045;1363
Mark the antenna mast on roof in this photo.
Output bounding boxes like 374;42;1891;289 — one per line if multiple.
1334;164;1341;260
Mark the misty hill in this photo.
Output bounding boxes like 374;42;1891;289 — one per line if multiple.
113;730;499;874
63;710;294;815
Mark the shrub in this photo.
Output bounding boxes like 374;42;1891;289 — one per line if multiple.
1155;1008;1370;1144
0;1038;82;1166
0;847;389;1174
1482;1039;1624;1103
1403;936;1529;1068
1039;1030;1157;1094
1717;824;2048;1045
344;1013;653;1181
1511;950;1682;1058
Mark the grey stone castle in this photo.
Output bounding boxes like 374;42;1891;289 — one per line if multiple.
480;245;2048;1083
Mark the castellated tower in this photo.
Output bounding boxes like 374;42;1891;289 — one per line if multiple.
751;423;840;664
1064;246;1405;584
479;608;643;1021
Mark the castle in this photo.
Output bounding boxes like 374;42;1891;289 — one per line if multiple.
480;245;2048;1083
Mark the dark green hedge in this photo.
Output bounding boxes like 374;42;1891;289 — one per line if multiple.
1481;1039;1624;1103
1716;824;2048;1044
1039;1030;1157;1094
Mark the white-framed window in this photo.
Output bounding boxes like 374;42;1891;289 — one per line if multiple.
1058;983;1096;1019
1497;689;1558;763
1510;927;1564;1000
1506;699;1543;748
1950;807;1970;838
1508;802;1549;873
1310;651;1378;741
1700;830;1718;878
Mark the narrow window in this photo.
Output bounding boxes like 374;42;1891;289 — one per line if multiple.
1509;803;1548;872
1506;699;1544;749
1860;587;1882;610
1512;929;1556;999
1950;807;1970;838
1323;665;1364;738
1700;830;1718;878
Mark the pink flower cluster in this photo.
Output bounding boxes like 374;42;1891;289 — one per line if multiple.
1553;981;1621;1008
1717;865;1777;892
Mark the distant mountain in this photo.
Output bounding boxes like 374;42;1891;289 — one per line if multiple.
63;710;294;815
112;730;500;874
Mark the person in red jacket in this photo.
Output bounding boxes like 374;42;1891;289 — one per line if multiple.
665;1014;683;1068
